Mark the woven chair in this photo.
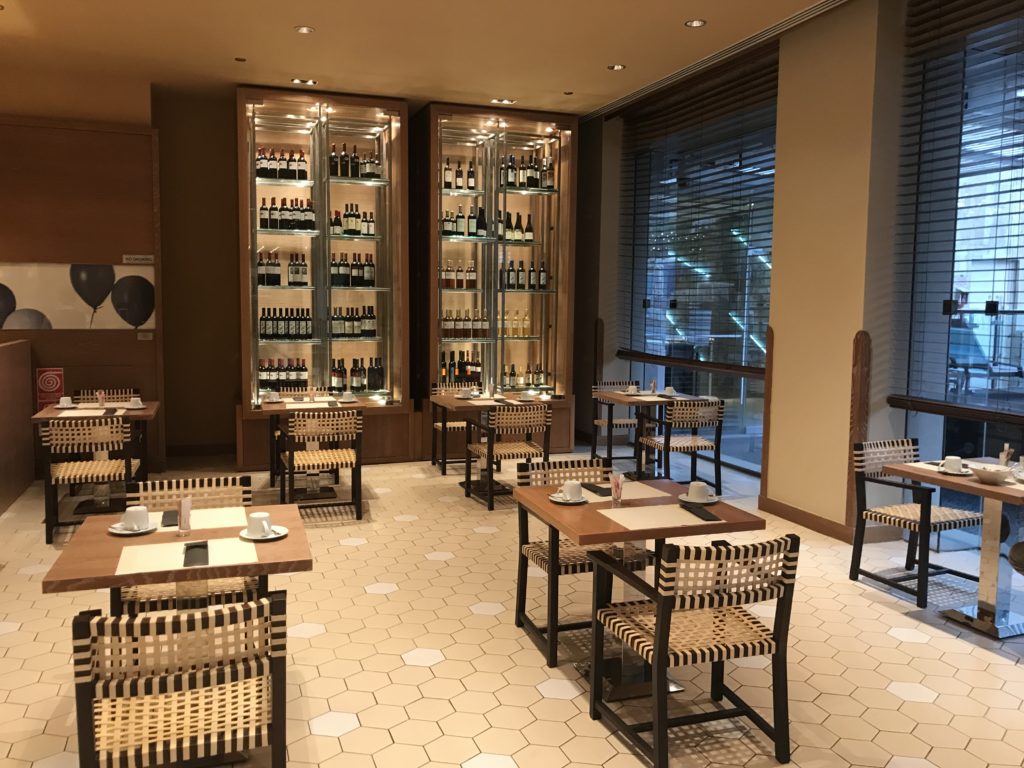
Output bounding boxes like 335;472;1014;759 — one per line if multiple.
278;386;331;398
591;380;641;460
850;439;980;608
637;398;724;493
40;417;140;544
281;409;363;517
431;382;478;475
515;459;628;667
73;388;140;404
465;403;551;510
590;535;800;767
118;476;258;614
73;592;287;768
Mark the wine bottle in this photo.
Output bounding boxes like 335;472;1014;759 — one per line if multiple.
259;197;269;228
527;155;539;188
506;260;516;291
528;261;537;290
367;213;376;236
539;260;548;290
455;160;464;190
455;206;465;236
360;212;369;236
286;150;298;180
339;144;349;178
330;144;340;176
525;214;535;242
476;206;488;237
467;160;476;190
467;258;477;289
269;197;280;229
349;145;360;178
496;209;505;239
364;254;375;286
439;351;448;385
517;260;527;290
455;261;464;289
507;154;517;187
268;148;279;178
256;253;266;286
256;147;268;178
297;150;308;180
513;212;524;241
517;155;528;187
505;211;514;240
339;253;351;287
443;157;453;189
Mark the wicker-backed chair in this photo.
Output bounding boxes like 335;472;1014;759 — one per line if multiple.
515;459;625;667
638;397;724;493
73;592;287;768
118;476;258;614
590;535;800;767
465;403;551;510
591;380;641;460
72;388;140;404
278;386;331;399
40;417;140;544
431;382;478;475
281;409;363;516
850;439;980;608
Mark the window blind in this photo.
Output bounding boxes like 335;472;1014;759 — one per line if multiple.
893;0;1024;418
616;45;778;375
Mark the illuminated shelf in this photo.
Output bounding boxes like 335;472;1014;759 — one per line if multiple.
256;177;314;188
329;176;388;187
442;188;484;197
329;233;381;241
258;338;321;345
257;228;320;237
499;186;558;196
442;235;496;243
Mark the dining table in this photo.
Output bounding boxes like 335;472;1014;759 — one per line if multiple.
885;459;1024;638
513;477;766;697
42;503;312;614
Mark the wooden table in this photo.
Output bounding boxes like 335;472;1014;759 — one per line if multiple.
42;503;312;613
513;478;766;679
885;460;1024;638
32;400;160;480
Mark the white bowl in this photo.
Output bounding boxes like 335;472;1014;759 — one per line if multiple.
971;465;1012;485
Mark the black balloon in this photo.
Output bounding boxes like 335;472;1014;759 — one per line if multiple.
111;276;155;328
0;283;14;326
3;308;52;330
70;264;115;310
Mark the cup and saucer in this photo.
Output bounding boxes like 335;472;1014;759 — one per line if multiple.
549;480;587;505
263;392;283;405
660;386;677;397
936;456;972;476
678;481;719;505
124;396;146;410
622;386;641;396
339;392;358;404
109;505;157;536
55;396;76;410
239;511;288;542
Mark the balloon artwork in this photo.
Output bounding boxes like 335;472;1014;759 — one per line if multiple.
3;308;52;330
111;276;155;329
0;283;15;327
70;264;116;327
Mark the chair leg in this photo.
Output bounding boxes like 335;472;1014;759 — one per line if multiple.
663;447;671;480
713;446;723;496
905;531;918;572
916;525;930;609
44;480;58;545
546;527;559;668
590;603;606;720
652;663;669;768
352;464;362;520
849;511;867;581
772;650;791;762
690;450;697;485
431;424;438;466
464;452;472;497
710;660;724;702
514;538;528;630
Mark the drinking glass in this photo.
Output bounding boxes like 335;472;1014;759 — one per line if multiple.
610;472;624;508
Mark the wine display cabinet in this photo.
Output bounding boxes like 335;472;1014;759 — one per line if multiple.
411;104;577;453
236;87;413;465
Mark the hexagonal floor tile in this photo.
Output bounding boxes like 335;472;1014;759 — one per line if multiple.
365;582;399;595
339;537;368;546
473;526;499;534
394;514;419;522
536;678;584;700
309;711;360;737
463;754;517;768
0;622;20;635
888;627;932;644
887;682;938;703
426;551;455;561
470;602;505;616
288;622;326;639
402;648;446;667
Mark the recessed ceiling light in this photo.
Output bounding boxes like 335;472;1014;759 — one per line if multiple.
291;78;317;86
490;98;517;105
607;64;626;71
685;19;707;28
294;25;315;34
234;57;247;62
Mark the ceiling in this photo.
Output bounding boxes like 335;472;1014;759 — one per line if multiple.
0;1;834;116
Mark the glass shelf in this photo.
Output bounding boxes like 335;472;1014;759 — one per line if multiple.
258;338;322;345
499;241;541;248
441;337;495;343
257;228;321;237
441;288;483;293
256;177;314;188
329;176;389;187
499;288;556;295
330;336;384;343
498;335;542;341
442;235;497;243
330;286;392;292
329;234;381;241
258;284;315;291
442;188;484;197
499;186;559;196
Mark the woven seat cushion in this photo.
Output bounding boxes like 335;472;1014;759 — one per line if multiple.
51;458;140;484
639;434;715;453
286;448;357;471
864;504;982;533
120;577;261;612
598;600;775;667
524;540;651;575
594;418;638;428
468;441;544;460
433;420;467;431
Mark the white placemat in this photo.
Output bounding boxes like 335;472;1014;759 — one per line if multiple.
152;506;248;530
116;537;259;575
616;392;664;403
579;483;672;503
284;402;331;409
57;408;124;418
598;504;711;531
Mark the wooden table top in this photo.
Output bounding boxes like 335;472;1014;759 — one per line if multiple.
885;460;1024;505
42;504;312;593
593;390;702;406
513;479;766;546
254;396;395;418
32;400;161;423
431;392;565;413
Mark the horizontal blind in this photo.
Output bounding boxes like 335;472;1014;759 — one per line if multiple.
617;45;778;372
893;1;1024;417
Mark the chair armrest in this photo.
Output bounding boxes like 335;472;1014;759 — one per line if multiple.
865;476;934;494
588;550;659;601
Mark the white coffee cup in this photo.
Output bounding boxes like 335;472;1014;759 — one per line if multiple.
561;480;583;501
341;391;357;402
687;481;711;503
664;386;676;396
122;505;150;531
129;396;143;408
626;385;638;394
247;511;273;538
58;396;73;407
940;456;962;473
265;391;281;403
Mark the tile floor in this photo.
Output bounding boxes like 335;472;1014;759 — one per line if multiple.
0;452;1023;767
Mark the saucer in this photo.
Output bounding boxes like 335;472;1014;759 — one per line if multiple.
240;525;289;542
55;404;77;409
548;493;586;506
124;403;146;410
339;396;358;403
937;467;972;476
108;522;157;536
678;493;720;505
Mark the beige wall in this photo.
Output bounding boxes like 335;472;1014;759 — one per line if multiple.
766;0;903;526
0;69;151;125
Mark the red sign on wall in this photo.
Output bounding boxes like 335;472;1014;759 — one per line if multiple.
36;367;64;408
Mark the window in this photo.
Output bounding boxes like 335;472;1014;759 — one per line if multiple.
616;46;778;472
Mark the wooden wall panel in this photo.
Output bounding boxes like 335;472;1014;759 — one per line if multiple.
0;341;34;513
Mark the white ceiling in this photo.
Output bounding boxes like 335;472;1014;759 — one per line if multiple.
0;0;833;115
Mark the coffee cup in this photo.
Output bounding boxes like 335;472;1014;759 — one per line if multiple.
940;456;963;473
129;396;143;408
664;386;676;395
58;396;73;408
265;391;281;403
247;511;273;538
341;391;357;402
122;505;149;531
626;385;638;394
561;480;583;501
687;481;711;503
